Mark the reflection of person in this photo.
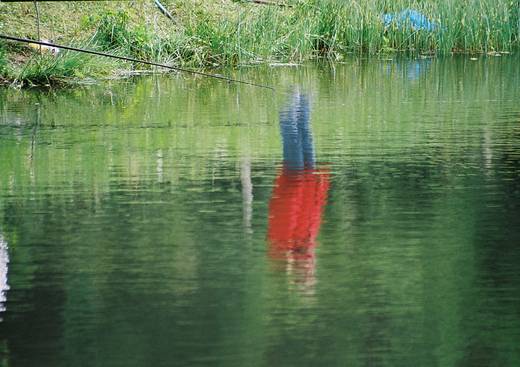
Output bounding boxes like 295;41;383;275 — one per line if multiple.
279;93;315;170
0;233;9;314
267;92;329;290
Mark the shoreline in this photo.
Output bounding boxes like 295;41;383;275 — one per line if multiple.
0;51;516;89
1;0;518;88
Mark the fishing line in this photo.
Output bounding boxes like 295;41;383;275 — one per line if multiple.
0;34;275;91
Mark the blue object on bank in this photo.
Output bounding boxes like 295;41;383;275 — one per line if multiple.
383;9;437;31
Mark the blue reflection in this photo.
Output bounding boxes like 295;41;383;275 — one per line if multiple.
279;93;315;170
404;58;431;81
385;58;432;81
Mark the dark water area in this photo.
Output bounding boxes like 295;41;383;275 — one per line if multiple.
0;56;519;366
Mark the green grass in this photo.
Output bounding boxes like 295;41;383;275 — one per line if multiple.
179;0;518;64
0;0;518;86
0;42;7;78
13;52;93;87
4;43;117;87
105;0;518;67
88;10;158;60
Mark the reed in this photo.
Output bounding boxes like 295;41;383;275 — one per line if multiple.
162;0;519;66
71;0;520;67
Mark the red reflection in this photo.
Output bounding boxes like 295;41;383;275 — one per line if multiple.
268;167;330;262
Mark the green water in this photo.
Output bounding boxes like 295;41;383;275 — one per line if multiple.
0;56;519;367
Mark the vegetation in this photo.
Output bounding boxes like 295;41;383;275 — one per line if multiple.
0;0;518;86
0;41;9;81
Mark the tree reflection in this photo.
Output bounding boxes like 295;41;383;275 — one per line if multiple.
0;233;8;317
267;92;329;291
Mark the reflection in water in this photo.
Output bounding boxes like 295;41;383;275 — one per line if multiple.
403;58;431;81
1;59;519;366
386;58;432;81
241;157;253;233
279;93;315;171
0;233;8;317
268;92;330;291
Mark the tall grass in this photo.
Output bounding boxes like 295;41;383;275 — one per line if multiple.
157;0;520;66
45;0;520;73
15;53;87;86
89;10;157;60
434;0;518;52
10;49;115;87
0;42;8;78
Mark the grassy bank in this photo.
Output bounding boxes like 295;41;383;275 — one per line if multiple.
0;0;518;86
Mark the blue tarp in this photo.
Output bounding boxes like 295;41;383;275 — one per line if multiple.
383;9;437;31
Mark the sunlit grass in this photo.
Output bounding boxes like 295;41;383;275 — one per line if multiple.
9;48;116;87
70;0;520;67
160;0;519;66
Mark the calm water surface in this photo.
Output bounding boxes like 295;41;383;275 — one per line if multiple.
0;57;519;366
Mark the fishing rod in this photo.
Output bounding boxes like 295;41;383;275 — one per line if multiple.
0;34;275;90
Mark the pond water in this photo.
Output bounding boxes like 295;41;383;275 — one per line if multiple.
0;56;519;367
